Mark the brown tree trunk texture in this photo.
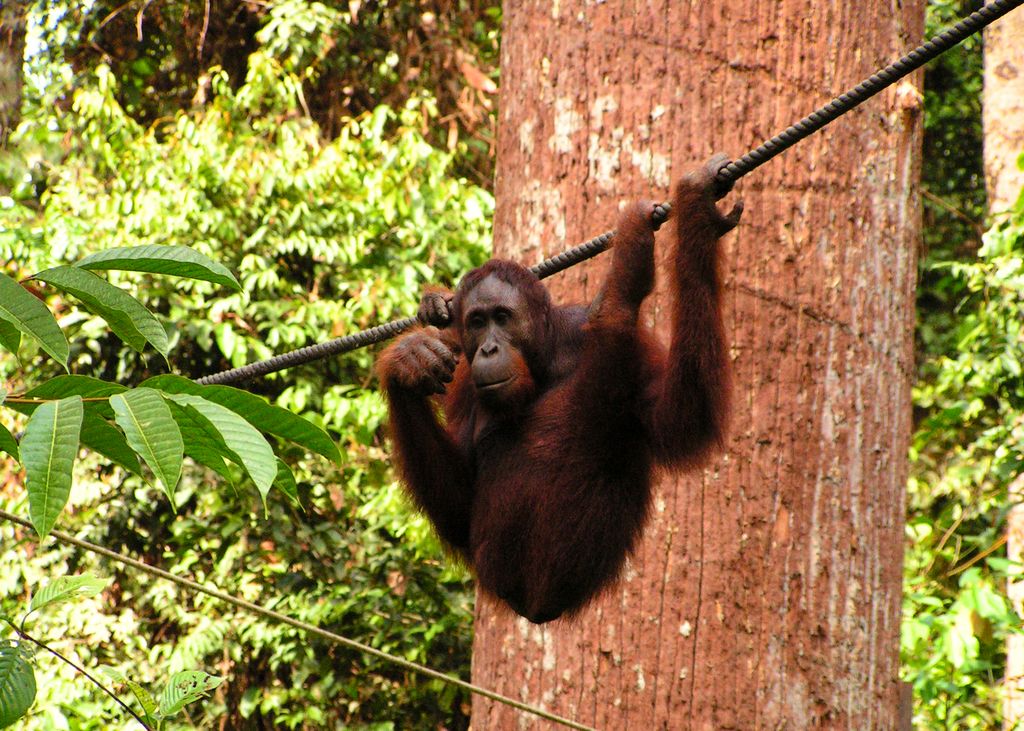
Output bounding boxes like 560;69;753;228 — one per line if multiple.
986;5;1024;727
1008;475;1024;729
984;2;1024;216
471;2;923;729
0;0;27;149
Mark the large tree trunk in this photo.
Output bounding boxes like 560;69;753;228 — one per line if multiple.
471;1;923;728
987;7;1024;727
984;1;1024;215
0;0;27;149
1009;475;1024;728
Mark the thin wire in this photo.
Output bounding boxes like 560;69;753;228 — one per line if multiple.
0;508;594;731
9;626;153;730
196;0;1022;386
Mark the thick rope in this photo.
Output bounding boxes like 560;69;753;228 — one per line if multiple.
197;0;1023;386
196;317;418;385
717;0;1023;183
0;509;594;731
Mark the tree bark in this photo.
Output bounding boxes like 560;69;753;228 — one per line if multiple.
471;1;923;728
984;1;1024;216
1008;476;1024;728
0;0;26;149
984;5;1024;727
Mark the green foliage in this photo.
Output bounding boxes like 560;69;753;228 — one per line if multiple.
143;375;341;464
1;574;220;728
917;0;987;358
74;245;242;291
22;395;83;538
905;204;1024;710
909;552;1019;724
903;3;1024;723
1;248;325;533
27;575;111;617
157;670;224;718
1;2;491;727
0;272;69;370
108;389;185;506
913;218;1024;500
39;0;501;189
164;393;278;506
0;640;36;728
0;240;342;724
32;266;171;359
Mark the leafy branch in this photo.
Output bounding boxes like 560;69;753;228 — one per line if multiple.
0;244;339;725
1;244;341;537
1;573;222;729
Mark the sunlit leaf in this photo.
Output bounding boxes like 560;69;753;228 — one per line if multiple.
143;375;341;464
166;394;276;502
0;272;68;370
0;388;13;462
22;396;83;537
124;678;159;725
157;670;223;717
97;668;158;727
165;399;236;483
33;266;170;357
74;245;241;292
110;388;183;506
28;575;111;615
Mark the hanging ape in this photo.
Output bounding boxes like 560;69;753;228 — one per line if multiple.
376;155;742;623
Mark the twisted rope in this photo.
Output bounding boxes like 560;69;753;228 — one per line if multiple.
717;0;1022;183
198;0;1022;386
196;317;417;385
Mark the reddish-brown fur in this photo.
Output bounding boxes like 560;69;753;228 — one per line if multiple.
376;158;739;623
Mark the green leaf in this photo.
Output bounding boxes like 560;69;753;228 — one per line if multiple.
143;375;341;464
165;400;236;483
0;389;12;462
28;575;111;615
25;375;128;401
74;245;241;292
273;458;301;507
125;678;159;725
166;394;276;502
97;668;158;727
0;640;36;728
0;423;18;463
33;266;170;357
16;375;128;421
0;272;69;370
110;388;183;506
157;670;223;717
22;396;84;537
80;411;143;475
0;318;20;355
